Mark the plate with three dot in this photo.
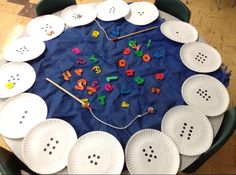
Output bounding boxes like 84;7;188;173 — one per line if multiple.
125;129;180;174
180;42;222;73
181;74;229;117
67;131;124;174
22;119;77;174
161;105;213;156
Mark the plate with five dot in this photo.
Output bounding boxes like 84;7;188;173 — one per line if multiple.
125;129;180;174
22;119;77;174
0;93;47;139
160;20;198;43
67;131;124;174
180;42;222;73
3;36;46;62
181;74;229;117
161;105;213;156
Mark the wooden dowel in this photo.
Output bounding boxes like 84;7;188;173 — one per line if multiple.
112;26;158;41
45;78;92;110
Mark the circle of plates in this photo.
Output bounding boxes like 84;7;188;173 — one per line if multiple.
181;74;229;116
68;131;124;174
180;42;222;73
61;5;97;27
125;129;180;174
26;15;65;41
96;0;130;21
3;36;46;62
0;93;47;139
22;119;77;174
161;105;213;156
125;2;159;26
0;62;36;98
160;20;198;43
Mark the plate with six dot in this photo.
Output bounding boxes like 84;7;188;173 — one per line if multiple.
161;105;213;156
0;93;47;139
3;36;46;62
160;20;198;43
22;119;77;174
181;74;229;117
67;131;124;174
180;42;222;73
125;129;180;174
0;62;36;98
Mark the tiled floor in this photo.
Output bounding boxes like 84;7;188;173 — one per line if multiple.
0;0;235;174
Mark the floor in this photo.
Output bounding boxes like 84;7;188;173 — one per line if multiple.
0;0;235;174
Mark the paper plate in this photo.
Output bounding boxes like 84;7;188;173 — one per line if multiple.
22;119;77;174
26;15;65;41
3;36;46;62
0;93;47;139
180;42;222;73
68;131;124;174
61;4;97;27
160;20;198;43
96;0;130;21
181;74;229;116
125;2;159;26
0;62;36;98
161;105;213;156
125;129;180;174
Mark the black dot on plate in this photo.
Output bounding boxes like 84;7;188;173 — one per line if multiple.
143;149;146;152
22;116;25;119
24;111;27;113
191;126;194;129
151;150;154;153
208;96;211;98
52;146;56;149
97;156;100;159
149;154;152;157
188;134;191;136
180;134;183;137
47;143;50;147
88;155;91;159
90;160;93;164
93;154;96;157
56;141;59;144
145;153;148;156
176;31;179;34
149;146;152;149
154;155;157;159
183;126;186;129
189;130;192;132
49;151;52;155
19;121;22;124
94;162;98;165
187;137;190;140
182;130;184;133
50;138;53;141
148;159;151;162
43;148;47;151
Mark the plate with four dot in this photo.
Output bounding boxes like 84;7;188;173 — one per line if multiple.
180;42;222;73
161;105;213;156
181;74;229;117
0;93;47;139
22;119;77;174
125;129;180;174
67;131;124;174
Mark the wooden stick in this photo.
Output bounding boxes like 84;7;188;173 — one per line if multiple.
112;26;158;42
45;78;92;110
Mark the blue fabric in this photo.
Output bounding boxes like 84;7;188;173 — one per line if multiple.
28;17;229;147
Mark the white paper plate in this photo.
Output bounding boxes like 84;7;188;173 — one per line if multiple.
61;5;97;27
125;2;159;26
125;129;180;174
160;20;198;43
22;119;77;174
0;62;36;98
161;105;213;156
180;42;222;73
0;93;47;139
68;131;124;174
181;74;229;116
26;15;65;41
3;36;46;62
96;0;130;21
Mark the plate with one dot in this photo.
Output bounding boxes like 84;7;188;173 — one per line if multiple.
0;62;36;98
61;4;97;27
180;42;222;73
3;36;46;62
160;20;198;43
67;131;124;174
161;105;213;156
22;119;77;174
181;74;229;116
26;15;65;41
0;93;47;139
125;129;180;174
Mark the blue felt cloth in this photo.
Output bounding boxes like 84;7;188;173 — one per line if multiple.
27;17;230;147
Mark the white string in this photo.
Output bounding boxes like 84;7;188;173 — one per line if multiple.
89;109;150;130
95;19;113;41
